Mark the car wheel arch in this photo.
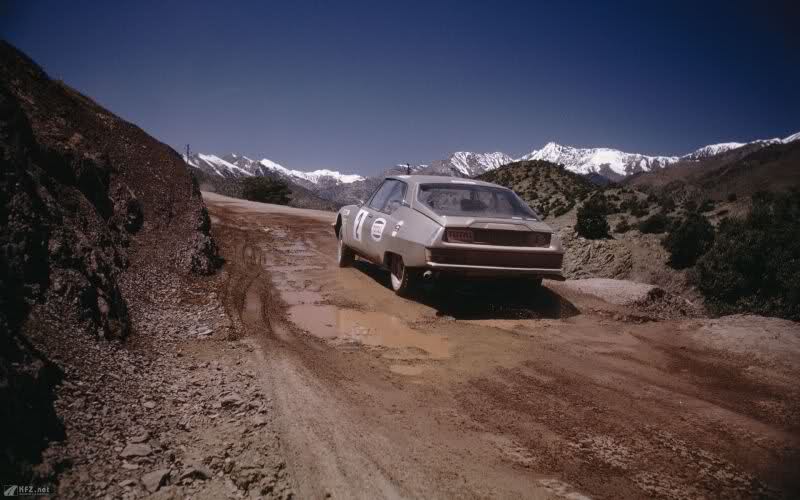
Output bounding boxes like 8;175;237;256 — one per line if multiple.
334;215;343;237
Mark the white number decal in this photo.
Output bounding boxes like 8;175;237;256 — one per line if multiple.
371;218;386;241
353;209;369;241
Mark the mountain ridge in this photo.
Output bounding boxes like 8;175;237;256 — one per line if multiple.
186;129;798;207
188;129;799;186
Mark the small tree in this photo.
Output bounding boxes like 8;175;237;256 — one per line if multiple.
575;196;610;239
662;213;714;268
241;177;291;205
638;212;670;234
614;217;632;234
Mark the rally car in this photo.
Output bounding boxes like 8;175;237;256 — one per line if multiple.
333;175;564;296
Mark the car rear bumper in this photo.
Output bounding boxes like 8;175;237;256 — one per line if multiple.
423;247;564;279
425;262;566;280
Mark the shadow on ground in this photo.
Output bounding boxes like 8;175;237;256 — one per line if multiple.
353;260;580;320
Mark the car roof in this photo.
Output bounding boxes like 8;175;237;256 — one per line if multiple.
385;174;507;190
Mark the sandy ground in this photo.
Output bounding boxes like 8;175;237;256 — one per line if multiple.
203;191;800;499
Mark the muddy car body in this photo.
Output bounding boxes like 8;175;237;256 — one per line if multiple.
333;175;564;295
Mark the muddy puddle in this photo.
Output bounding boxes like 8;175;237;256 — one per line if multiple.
280;290;322;306
288;305;450;359
389;364;427;376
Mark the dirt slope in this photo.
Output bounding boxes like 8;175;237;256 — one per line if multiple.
0;41;219;485
204;192;800;499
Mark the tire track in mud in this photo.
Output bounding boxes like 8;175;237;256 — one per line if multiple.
210;209;421;498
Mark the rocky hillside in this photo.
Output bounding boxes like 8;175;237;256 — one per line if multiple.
0;41;219;485
477;160;598;218
625;140;800;202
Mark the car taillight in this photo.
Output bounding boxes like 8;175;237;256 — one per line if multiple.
445;229;474;243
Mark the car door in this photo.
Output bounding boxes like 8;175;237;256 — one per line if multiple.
363;179;408;263
350;180;395;257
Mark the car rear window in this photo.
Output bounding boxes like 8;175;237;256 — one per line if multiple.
417;183;538;220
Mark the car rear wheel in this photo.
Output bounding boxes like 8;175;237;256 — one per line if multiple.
389;254;414;296
337;230;354;267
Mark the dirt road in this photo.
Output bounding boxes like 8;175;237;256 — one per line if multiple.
203;192;800;499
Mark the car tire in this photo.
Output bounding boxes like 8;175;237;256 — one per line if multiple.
337;230;355;268
389;254;415;297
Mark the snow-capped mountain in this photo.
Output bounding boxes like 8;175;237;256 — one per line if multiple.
518;130;799;180
185;153;256;178
682;142;747;161
681;138;786;161
519;143;677;179
426;151;513;177
185;153;364;189
187;129;799;201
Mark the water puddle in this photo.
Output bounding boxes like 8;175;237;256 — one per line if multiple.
389;364;427;376
281;290;322;306
268;265;324;273
288;305;449;359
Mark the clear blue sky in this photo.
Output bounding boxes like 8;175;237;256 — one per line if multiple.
3;0;798;175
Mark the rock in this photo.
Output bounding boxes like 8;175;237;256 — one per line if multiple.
180;465;213;481
143;401;157;409
557;278;665;306
141;468;171;493
120;443;152;458
252;415;267;427
122;461;140;470
118;479;136;488
128;432;150;444
220;393;243;407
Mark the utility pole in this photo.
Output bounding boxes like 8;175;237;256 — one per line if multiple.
185;144;191;160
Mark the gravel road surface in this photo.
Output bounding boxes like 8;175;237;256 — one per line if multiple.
203;192;800;499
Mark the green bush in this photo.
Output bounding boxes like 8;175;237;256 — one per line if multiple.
637;212;670;234
553;200;575;217
614;218;632;233
658;196;676;212
241;177;291;205
662;213;714;269
693;191;800;320
699;199;715;212
575;196;610;239
621;196;649;217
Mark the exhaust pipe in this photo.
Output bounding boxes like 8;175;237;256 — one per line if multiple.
423;270;433;280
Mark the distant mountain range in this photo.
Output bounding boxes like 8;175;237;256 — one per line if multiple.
185;153;364;190
186;130;799;205
519;132;799;180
